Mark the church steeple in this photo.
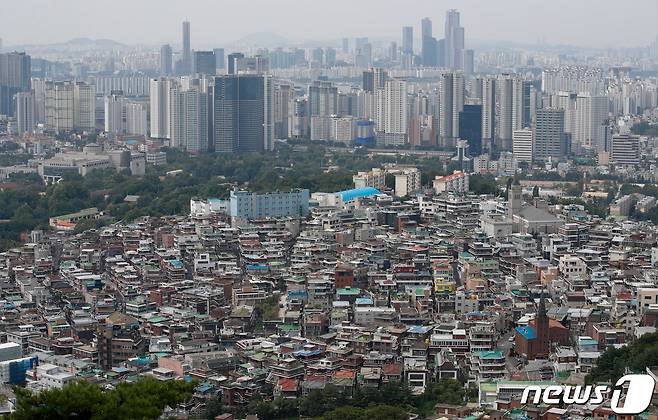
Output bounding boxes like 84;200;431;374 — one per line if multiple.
538;289;547;318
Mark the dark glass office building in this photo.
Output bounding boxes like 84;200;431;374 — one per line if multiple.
0;52;31;117
458;104;483;156
214;75;273;153
193;51;216;76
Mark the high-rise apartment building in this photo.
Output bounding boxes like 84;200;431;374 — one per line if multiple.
513;129;533;163
533;108;566;161
125;102;147;137
170;80;209;153
308;80;338;141
378;78;408;138
481;77;496;152
104;91;125;135
45;81;74;133
497;75;523;151
73;82;96;132
273;83;293;139
149;78;172;139
439;72;464;148
574;93;608;152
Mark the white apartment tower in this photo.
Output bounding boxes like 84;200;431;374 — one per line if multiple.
125;102;148;136
438;72;464;148
170;83;209;153
574;94;608;152
104;91;125;135
497;75;523;151
382;78;408;136
149;78;172;139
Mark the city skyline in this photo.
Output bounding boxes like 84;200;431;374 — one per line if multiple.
1;0;658;49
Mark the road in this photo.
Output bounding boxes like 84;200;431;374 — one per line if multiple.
497;329;523;377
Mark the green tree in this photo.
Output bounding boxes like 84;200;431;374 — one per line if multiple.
10;377;195;420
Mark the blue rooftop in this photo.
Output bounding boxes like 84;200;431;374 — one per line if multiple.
338;187;381;202
516;325;537;340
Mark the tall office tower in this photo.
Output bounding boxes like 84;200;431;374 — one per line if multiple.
533;108;566;161
463;49;474;77
355;37;369;51
309;80;338;140
522;80;541;128
227;53;245;75
378;78;407;138
45;81;74;132
214;74;273;152
149;78;172;139
160;44;173;76
402;26;414;54
0;52;31;117
481;77;496;152
354;43;373;68
170;81;209;153
513;129;533;163
574;93;608;152
436;38;446;67
389;42;398;61
438;72;464;148
104;91;125;135
342;38;349;54
311;48;324;65
610;134;640;165
15;91;35;136
73;82;95;132
213;48;225;73
458;104;482;155
125;102;147;136
273;83;293;139
497;75;523;151
193;51;216;76
444;9;465;70
181;20;192;75
325;48;337;66
421;18;437;67
362;68;388;93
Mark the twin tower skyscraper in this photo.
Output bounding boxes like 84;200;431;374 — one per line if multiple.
403;9;472;72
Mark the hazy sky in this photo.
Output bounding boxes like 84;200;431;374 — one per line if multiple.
2;0;657;48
